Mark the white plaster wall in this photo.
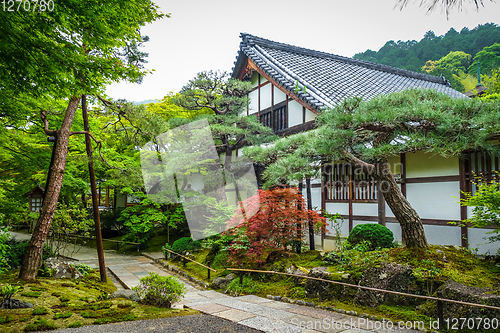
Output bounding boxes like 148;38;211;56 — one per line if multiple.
424;225;461;246
325;202;349;216
260;84;272;110
467;228;500;254
288;100;302;127
352;202;378;217
274;86;286;104
406;152;459;178
406;182;460;220
386;222;402;243
305;109;316;122
303;187;321;211
248;90;258;115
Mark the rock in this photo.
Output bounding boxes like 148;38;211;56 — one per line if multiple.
225;274;235;282
336;308;346;314
355;262;418;308
1;299;33;309
266;295;273;300
274;296;282;301
296;300;305;306
110;290;140;302
436;250;445;254
346;310;357;316
211;277;229;289
305;267;355;301
306;302;314;307
43;257;83;279
430;280;500;319
291;267;309;285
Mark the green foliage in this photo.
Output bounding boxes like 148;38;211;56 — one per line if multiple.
354;23;500;73
347;224;394;251
132;272;187;308
0;228;11;274
21;291;41;298
67;321;83;328
459;176;500;245
166;237;201;257
212;251;231;269
468;43;500;74
226;276;261;294
0;316;13;324
32;307;49;316
119;198;166;245
70;263;93;276
5;239;54;269
0;283;20;303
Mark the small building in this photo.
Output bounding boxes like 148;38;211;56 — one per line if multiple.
23;185;44;212
231;33;498;254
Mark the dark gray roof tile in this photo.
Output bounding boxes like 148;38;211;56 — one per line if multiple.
232;33;466;110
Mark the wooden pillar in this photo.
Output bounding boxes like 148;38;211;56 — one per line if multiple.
105;186;110;208
400;153;406;244
459;155;469;248
377;182;386;226
348;166;353;232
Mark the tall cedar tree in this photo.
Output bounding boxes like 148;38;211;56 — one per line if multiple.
0;1;164;280
248;89;500;248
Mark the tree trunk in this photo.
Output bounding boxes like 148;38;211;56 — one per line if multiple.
19;96;81;280
374;162;428;248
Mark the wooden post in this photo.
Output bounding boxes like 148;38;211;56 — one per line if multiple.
306;177;315;250
348;166;353;232
207;261;211;281
459;156;469;248
82;95;107;283
437;290;444;330
297;180;303;254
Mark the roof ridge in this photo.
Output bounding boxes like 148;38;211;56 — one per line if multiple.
240;33;449;86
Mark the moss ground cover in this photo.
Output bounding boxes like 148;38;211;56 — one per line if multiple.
169;244;499;330
0;270;197;332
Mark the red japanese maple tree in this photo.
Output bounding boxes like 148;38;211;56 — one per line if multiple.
225;188;327;265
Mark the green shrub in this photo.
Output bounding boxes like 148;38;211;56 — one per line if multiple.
70;263;93;276
347;224;394;250
5;238;54;269
132;272;187;308
1;283;20;303
0;315;13;324
212;251;230;269
172;237;201;253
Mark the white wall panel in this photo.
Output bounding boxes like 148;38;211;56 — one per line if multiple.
406;152;459;178
288;100;302;127
406;182;460;220
468;228;500;254
250;72;259;87
274;86;286;104
424;225;461;246
248;90;258;115
260;84;272;110
305;109;316;122
325;202;349;216
353;203;378;217
386;222;402;242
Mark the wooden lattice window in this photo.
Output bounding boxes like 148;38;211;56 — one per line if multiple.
31;197;43;212
466;151;500;194
325;164;377;202
259;101;288;134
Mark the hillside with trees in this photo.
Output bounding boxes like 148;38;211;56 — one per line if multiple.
354;23;500;94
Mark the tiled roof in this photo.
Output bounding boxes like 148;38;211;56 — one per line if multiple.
232;33;466;110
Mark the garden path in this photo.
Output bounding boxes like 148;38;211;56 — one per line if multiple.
10;232;423;333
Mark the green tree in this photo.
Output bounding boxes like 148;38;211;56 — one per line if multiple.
396;0;493;17
247;89;500;248
467;43;500;74
0;1;164;280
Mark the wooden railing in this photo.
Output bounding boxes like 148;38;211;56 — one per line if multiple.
227;267;500;330
163;248;217;280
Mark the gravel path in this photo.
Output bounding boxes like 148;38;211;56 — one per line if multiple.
46;314;264;333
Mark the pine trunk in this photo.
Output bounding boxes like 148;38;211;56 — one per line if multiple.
375;162;428;248
19;97;80;280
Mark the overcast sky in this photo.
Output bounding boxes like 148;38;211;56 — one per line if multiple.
105;0;500;102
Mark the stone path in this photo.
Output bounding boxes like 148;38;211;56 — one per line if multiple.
10;232;423;333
